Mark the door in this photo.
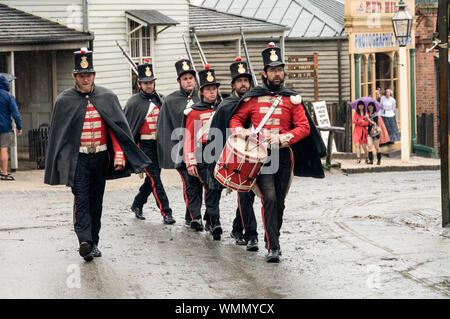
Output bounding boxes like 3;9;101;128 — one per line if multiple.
14;51;53;148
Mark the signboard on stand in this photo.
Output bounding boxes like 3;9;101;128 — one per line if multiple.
313;101;337;153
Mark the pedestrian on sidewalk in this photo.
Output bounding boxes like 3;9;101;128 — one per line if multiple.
352;101;369;164
380;89;400;144
0;74;22;181
366;102;389;165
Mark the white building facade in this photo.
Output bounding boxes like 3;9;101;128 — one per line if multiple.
2;0;190;105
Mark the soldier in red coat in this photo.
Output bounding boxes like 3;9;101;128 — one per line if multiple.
229;43;325;262
184;65;223;240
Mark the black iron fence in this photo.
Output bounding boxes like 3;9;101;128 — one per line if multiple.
28;125;49;169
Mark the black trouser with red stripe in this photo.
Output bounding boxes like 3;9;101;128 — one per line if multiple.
256;147;293;251
177;165;208;223
133;140;172;217
232;191;257;241
178;162;221;225
71;151;108;246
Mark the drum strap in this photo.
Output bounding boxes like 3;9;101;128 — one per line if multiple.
254;95;283;135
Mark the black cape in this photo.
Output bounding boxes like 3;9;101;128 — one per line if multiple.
124;90;164;142
44;86;151;187
156;88;199;169
208;85;326;179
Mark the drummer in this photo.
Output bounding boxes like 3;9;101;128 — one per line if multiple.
184;65;223;240
228;43;326;262
208;57;258;251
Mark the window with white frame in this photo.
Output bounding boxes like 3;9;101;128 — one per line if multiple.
127;18;153;93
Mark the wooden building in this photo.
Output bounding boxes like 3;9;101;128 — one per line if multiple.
0;3;93;148
190;0;350;105
1;0;191;105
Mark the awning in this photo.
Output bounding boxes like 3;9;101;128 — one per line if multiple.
0;3;93;51
126;10;179;39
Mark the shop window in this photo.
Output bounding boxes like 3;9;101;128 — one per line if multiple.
360;55;368;97
375;53;392;95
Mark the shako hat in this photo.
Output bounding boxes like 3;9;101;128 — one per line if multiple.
229;57;252;84
73;47;95;74
175;57;196;79
138;59;156;82
198;65;220;89
261;42;284;70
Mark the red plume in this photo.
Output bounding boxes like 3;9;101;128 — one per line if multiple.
144;58;150;63
80;47;88;54
205;64;211;70
268;42;275;48
235;57;242;62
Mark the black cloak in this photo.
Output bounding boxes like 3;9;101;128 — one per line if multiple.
156;88;199;169
208;84;326;179
44;86;151;187
124;90;164;142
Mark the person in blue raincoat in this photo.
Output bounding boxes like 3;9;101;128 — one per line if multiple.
0;74;22;180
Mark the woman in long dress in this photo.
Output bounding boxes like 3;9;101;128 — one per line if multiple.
380;89;400;143
352;101;369;164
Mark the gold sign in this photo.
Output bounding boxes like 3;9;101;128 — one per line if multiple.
238;63;246;74
80;56;89;69
182;61;190;71
145;67;152;77
270;50;279;62
206;71;214;82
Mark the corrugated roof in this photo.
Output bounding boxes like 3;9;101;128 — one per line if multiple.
189;4;289;35
0;3;93;45
126;10;179;26
193;0;345;38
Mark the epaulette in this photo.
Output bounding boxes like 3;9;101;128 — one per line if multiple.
290;95;302;105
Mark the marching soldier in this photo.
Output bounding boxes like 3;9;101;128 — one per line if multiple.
229;43;326;262
208;57;258;251
124;59;175;224
184;65;223;240
44;48;150;262
156;58;203;229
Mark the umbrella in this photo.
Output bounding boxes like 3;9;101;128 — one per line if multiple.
350;97;382;112
0;73;17;82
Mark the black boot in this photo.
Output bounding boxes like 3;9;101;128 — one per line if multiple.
211;221;223;240
131;204;145;220
377;153;381;165
368;152;373;164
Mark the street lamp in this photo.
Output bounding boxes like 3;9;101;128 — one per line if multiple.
392;0;413;162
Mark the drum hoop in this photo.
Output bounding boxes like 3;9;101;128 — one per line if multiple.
214;170;254;191
226;137;268;162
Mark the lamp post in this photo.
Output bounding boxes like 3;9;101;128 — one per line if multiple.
392;0;413;162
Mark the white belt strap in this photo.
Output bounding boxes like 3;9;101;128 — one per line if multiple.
79;144;107;154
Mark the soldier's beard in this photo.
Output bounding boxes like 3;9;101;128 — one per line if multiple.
235;86;250;97
266;77;284;89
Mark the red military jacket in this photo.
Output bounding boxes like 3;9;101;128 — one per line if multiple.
229;95;310;146
81;101;125;166
184;102;215;168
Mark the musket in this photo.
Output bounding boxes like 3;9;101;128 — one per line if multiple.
182;34;201;85
191;29;223;104
240;28;258;87
116;41;139;76
192;29;208;66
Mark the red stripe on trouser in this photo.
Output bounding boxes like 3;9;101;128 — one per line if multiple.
177;169;194;221
145;168;166;217
203;185;213;225
260;194;270;250
237;195;246;232
73;196;77;224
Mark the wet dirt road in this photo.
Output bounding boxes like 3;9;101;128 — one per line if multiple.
1;170;450;298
